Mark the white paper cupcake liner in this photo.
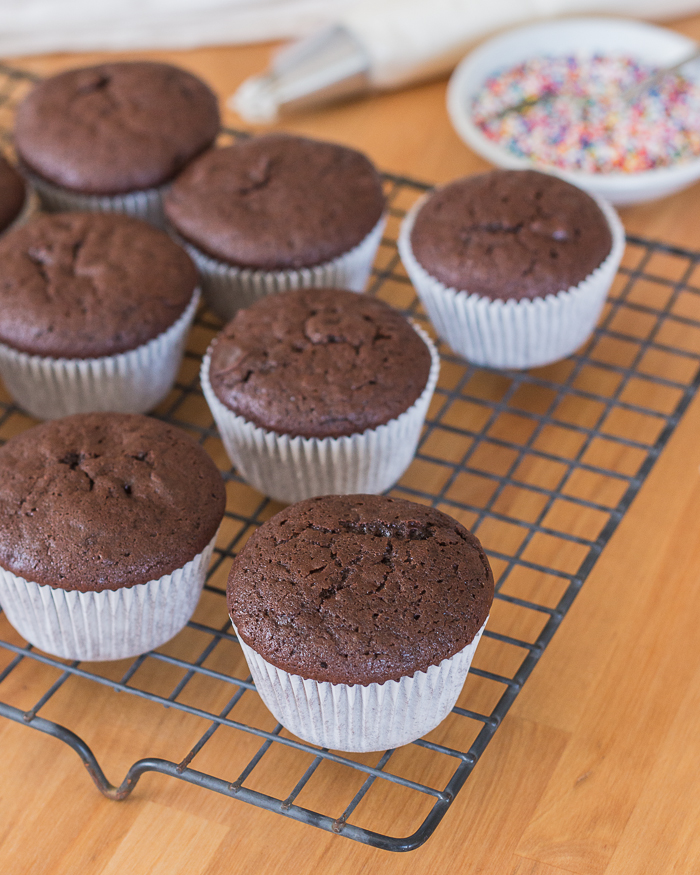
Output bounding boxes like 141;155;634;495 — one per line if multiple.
201;322;439;504
177;213;387;322
0;288;200;420
398;192;625;369
234;617;487;752
0;530;218;661
23;168;166;228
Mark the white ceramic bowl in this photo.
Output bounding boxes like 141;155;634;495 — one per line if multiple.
447;17;700;205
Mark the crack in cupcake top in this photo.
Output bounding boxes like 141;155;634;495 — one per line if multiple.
227;495;494;686
410;169;612;301
207;288;433;438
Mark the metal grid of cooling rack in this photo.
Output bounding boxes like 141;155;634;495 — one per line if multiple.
2;63;700;853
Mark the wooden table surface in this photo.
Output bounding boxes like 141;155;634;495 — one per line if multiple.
4;12;700;875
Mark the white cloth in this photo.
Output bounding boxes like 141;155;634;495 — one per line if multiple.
340;0;700;85
0;0;351;56
0;0;698;60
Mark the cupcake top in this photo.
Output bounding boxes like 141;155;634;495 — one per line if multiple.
0;413;226;592
14;61;220;195
228;494;494;685
164;133;386;270
0;154;26;233
207;288;433;438
410;169;613;301
0;212;198;358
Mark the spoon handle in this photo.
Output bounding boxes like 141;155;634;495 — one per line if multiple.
620;45;700;103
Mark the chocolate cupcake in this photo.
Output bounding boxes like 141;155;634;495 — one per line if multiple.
0;413;226;660
164;133;387;320
398;169;625;369
0;212;199;419
201;288;439;503
0;153;35;235
228;494;494;751
14;61;220;225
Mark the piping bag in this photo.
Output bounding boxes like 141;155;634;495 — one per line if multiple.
231;0;700;122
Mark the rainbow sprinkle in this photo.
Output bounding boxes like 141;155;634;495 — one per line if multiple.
471;55;700;173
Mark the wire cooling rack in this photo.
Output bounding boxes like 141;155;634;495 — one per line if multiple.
2;63;700;853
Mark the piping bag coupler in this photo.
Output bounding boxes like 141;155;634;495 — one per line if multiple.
231;0;543;122
230;0;700;122
233;23;372;122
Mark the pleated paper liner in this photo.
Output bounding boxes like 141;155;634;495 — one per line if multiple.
178;213;387;322
0;529;218;661
235;618;487;752
0;289;199;419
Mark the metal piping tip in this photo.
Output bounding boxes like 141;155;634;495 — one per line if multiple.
230;25;371;123
232;74;282;123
